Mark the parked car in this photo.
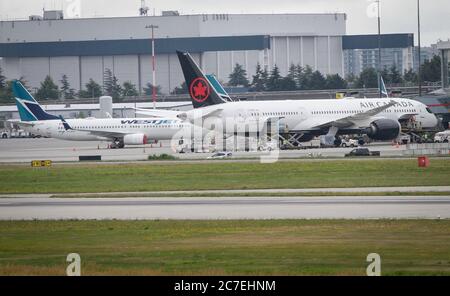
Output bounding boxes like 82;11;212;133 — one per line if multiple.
207;152;233;159
345;148;380;157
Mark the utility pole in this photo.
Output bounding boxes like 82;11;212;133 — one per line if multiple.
145;25;159;109
417;0;422;97
377;0;382;98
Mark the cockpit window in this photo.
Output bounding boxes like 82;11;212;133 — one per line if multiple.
426;108;433;114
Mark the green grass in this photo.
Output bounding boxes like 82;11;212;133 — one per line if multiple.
147;153;179;161
0;220;449;276
0;159;449;194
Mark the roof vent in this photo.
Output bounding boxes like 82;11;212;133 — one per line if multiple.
43;10;64;20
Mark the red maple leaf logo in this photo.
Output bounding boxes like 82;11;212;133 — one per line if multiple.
190;78;210;103
193;82;207;98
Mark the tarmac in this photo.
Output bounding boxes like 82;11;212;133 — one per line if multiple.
0;195;449;220
0;137;407;163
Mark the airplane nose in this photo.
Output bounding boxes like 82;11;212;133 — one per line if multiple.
432;114;439;127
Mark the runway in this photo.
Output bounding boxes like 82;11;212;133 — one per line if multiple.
1;196;449;220
0;138;406;163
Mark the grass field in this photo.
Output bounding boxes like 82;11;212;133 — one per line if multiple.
0;220;449;276
0;159;449;194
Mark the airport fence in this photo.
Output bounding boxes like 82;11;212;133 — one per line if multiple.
404;143;450;156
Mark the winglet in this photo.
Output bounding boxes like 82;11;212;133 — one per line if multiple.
59;116;72;131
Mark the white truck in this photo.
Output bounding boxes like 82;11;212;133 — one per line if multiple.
397;133;411;145
1;129;32;139
434;130;450;143
341;138;359;148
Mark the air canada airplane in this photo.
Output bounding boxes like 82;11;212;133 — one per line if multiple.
138;51;438;145
11;80;190;148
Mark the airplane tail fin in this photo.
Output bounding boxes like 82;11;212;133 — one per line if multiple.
176;51;228;108
205;74;233;102
12;80;59;122
379;75;388;98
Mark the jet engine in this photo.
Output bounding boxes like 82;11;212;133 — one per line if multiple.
123;134;148;145
367;119;401;141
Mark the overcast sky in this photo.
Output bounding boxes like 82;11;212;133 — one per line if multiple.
0;0;448;45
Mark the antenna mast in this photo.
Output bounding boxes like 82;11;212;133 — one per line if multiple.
140;0;149;16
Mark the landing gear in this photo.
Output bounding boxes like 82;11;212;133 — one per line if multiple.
110;138;125;149
279;133;314;149
333;137;342;147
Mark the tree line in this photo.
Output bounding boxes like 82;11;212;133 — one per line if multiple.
0;55;443;103
228;54;442;91
0;68;160;103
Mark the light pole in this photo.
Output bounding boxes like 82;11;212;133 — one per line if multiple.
124;89;135;118
376;0;382;98
145;25;159;109
417;0;422;97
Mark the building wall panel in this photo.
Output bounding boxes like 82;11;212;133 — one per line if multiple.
302;37;316;70
49;56;79;90
80;56;103;90
19;57;50;90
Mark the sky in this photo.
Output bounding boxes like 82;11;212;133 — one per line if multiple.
0;0;448;46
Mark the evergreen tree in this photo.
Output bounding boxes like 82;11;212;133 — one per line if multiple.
421;55;441;82
0;66;6;90
309;71;327;90
36;76;59;100
103;69;122;100
279;76;297;91
284;64;298;90
251;63;266;91
299;65;314;90
345;73;357;88
289;64;298;83
79;79;102;98
60;75;75;99
122;81;138;97
143;83;161;96
325;74;348;89
0;81;13;103
266;65;283;91
0;66;6;103
380;67;390;83
228;63;249;87
0;78;28;103
389;65;403;84
260;68;269;90
171;82;188;95
356;67;378;88
403;69;418;84
110;76;123;101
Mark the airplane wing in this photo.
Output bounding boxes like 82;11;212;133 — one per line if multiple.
177;109;224;122
310;99;398;129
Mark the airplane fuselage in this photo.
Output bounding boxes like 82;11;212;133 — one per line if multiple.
189;97;438;134
22;118;191;142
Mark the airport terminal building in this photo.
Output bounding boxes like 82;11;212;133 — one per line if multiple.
0;12;347;94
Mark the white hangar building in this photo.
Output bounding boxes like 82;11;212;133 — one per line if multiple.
0;12;347;94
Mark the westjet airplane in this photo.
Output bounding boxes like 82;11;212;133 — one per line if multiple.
11;80;189;148
138;51;438;145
